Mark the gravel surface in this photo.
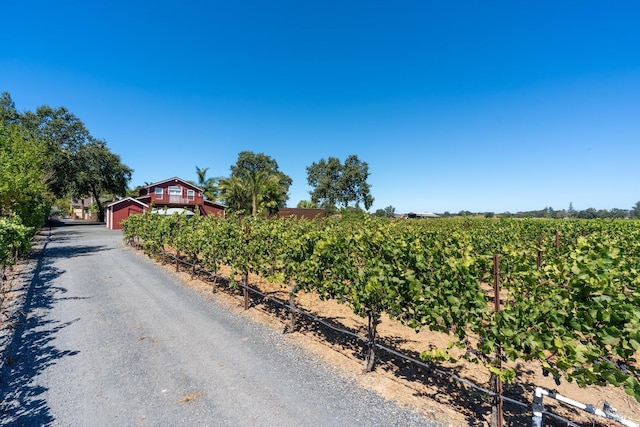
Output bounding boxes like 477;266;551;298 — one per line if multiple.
0;220;442;427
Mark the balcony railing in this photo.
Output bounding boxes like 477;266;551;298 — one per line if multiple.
168;196;194;204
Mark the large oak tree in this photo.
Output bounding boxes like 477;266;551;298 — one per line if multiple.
306;154;374;211
1;92;132;224
70;140;132;222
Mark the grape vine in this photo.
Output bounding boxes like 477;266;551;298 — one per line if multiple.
121;214;640;401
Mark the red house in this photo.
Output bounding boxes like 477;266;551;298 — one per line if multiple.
105;177;225;230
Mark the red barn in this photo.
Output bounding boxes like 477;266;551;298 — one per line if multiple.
106;197;148;230
105;177;225;230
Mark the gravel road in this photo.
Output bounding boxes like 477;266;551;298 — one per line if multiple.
0;221;441;427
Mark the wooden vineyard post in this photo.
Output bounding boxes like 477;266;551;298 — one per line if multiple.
243;222;250;310
243;272;249;310
287;283;298;333
555;229;560;249
537;236;542;269
175;221;181;272
492;254;504;427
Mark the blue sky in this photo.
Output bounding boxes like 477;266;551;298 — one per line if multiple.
2;1;639;214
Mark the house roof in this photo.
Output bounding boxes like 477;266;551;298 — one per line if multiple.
407;212;440;218
203;199;226;209
106;197;149;209
144;177;204;193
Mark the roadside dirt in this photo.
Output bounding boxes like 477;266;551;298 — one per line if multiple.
0;264;24;342
142;249;640;426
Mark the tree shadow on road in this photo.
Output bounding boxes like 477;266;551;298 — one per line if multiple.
0;241;80;426
44;244;113;259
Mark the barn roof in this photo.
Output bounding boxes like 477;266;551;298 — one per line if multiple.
106;197;149;209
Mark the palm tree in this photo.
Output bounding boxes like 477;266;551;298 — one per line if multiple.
218;176;249;214
195;165;218;201
195;166;209;186
297;200;317;209
219;169;282;217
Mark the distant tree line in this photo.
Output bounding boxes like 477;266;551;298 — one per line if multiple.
439;202;640;220
193;148;639;220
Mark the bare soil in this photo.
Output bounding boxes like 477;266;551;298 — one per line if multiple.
0;261;30;352
141;249;640;426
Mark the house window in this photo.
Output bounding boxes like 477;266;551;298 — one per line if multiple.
168;186;182;196
155;188;163;199
187;189;195;199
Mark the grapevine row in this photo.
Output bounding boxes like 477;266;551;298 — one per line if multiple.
122;213;640;402
0;216;33;282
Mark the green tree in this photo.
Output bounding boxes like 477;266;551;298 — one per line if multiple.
195;165;218;201
631;201;640;219
307;154;374;211
373;209;386;217
341;155;374;210
373;205;396;218
195;166;209;186
306;157;342;209
0;92;19;125
218;176;250;214
0;124;51;227
20;105;94;198
18;101;132;220
608;208;628;219
126;185;146;198
1;93;131;225
576;207;598;219
70;140;132;222
296;200;318;209
219;151;291;216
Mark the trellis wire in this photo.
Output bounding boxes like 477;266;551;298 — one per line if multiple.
159;250;599;426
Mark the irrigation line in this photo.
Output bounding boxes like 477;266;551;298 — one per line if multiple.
169;253;368;344
162;249;589;427
540;411;581;427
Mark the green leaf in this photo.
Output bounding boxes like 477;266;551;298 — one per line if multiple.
601;334;621;347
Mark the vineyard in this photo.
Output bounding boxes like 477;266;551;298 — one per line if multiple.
122;213;640;424
0;217;33;283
